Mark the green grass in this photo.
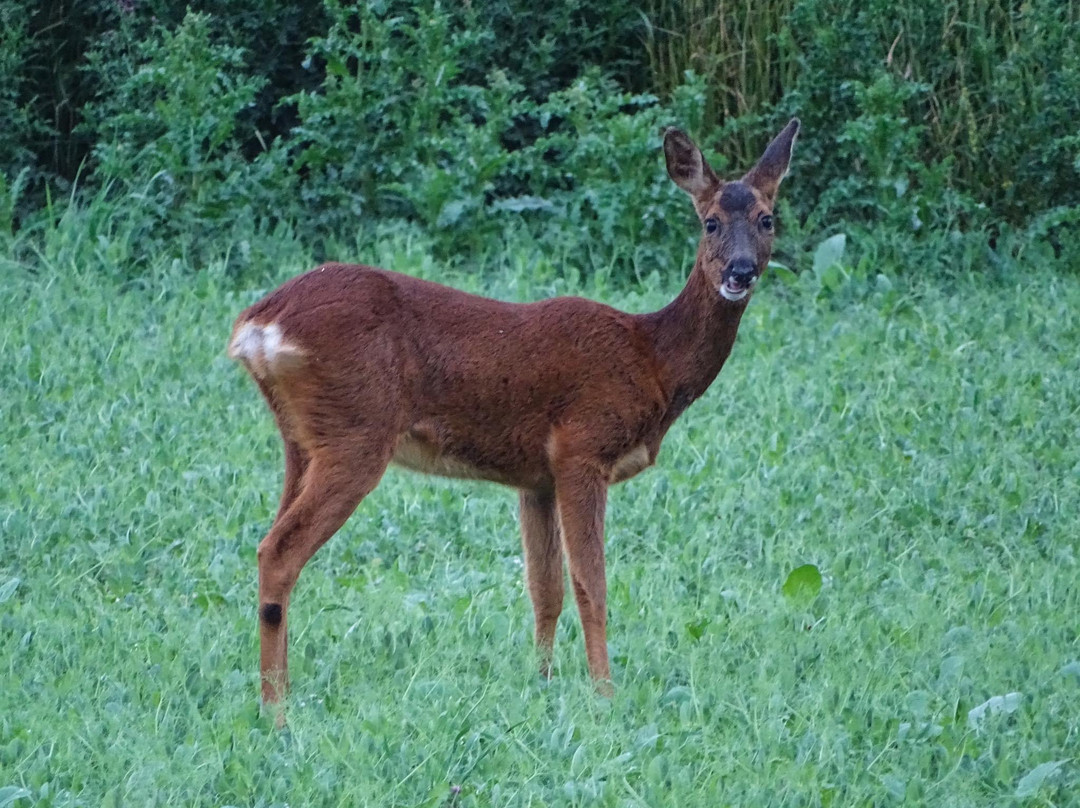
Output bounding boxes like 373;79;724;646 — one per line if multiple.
1;230;1078;807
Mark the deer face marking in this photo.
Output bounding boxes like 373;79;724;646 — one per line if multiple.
664;120;799;305
703;182;774;301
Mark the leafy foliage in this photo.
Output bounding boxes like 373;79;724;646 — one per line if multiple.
78;11;290;268
0;3;45;187
1;0;1078;276
503;71;715;276
649;0;1080;244
781;564;822;605
285;0;519;249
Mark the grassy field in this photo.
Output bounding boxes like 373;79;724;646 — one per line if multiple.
1;231;1078;806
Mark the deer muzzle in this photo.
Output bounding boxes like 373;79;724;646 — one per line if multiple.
720;259;758;302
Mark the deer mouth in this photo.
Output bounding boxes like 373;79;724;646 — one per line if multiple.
719;273;757;302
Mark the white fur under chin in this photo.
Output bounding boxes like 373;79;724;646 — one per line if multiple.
719;285;749;302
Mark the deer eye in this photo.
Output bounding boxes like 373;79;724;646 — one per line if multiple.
760;215;774;231
705;218;720;235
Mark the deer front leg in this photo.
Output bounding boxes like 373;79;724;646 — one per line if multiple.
553;465;611;691
519;488;564;677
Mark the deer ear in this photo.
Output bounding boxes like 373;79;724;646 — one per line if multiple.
743;118;800;204
664;128;719;214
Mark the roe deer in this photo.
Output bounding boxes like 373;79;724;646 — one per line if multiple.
229;119;799;712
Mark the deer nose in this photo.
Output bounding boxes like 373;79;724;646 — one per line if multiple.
726;259;756;283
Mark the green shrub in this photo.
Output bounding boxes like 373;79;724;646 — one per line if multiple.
465;0;646;98
503;71;715;277
78;10;291;268
286;0;519;252
4;0;1079;279
0;3;41;184
281;0;1078;274
123;0;329;149
287;5;716;276
0;1;66;227
645;0;1080;239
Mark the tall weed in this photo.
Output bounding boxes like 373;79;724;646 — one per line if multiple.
643;0;799;168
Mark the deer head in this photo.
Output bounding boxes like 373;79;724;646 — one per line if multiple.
664;119;800;303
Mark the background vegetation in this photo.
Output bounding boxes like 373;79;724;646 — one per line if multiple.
1;0;1078;278
2;1;1079;805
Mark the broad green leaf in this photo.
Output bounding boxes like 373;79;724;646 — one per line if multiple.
0;787;31;808
660;686;692;706
570;743;588;777
818;261;845;292
782;564;822;603
1015;760;1067;797
967;692;1022;727
633;723;660;751
685;617;710;641
1060;661;1080;679
879;775;905;800
0;578;20;604
812;233;846;275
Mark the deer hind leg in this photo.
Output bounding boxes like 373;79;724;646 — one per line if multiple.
256;443;391;712
519;489;564;677
275;438;310;520
554;465;612;690
254;378;310;521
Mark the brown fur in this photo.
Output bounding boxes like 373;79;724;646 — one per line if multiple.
229;120;800;715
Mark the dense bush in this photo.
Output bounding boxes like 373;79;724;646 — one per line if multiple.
285;1;519;244
0;4;41;189
0;0;121;193
783;0;1079;237
646;0;1080;242
78;12;284;265
3;0;1078;277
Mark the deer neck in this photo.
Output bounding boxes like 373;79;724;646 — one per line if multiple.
640;258;747;409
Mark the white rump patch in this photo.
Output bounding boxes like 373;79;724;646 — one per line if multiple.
228;322;262;362
228;321;305;379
